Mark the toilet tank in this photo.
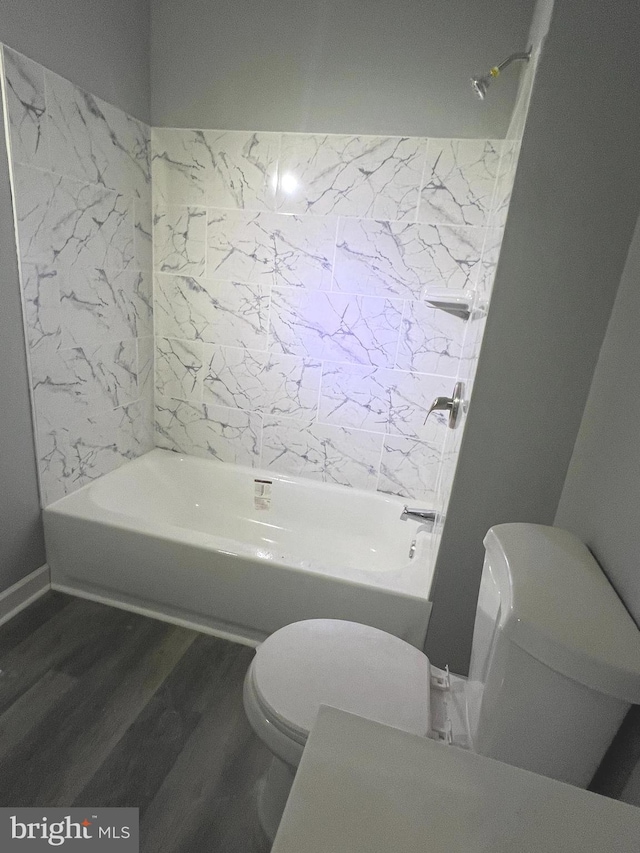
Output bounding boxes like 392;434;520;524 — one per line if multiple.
466;524;640;788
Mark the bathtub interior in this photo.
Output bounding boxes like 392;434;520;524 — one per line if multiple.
56;450;432;578
44;450;435;647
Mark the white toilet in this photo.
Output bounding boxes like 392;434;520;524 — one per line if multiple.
243;523;640;841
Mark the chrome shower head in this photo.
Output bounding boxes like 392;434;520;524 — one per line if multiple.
471;73;492;100
471;47;532;99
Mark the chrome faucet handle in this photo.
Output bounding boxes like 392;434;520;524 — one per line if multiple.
425;381;466;430
428;396;454;415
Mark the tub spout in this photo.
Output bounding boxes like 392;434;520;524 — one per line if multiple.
401;506;438;526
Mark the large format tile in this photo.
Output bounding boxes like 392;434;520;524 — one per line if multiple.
396;300;467;376
154;205;206;276
20;261;63;352
318;363;454;442
155;396;261;465
203;346;321;419
59;267;152;348
418;139;502;226
45;69;150;198
156;274;269;349
5;52;153;507
4;50;505;512
379;435;444;502
13;164;134;270
31;338;139;421
333;218;484;299
276;134;425;219
154;274;268;348
151;128;209;206
269;287;403;368
3;46;50;169
261;417;383;490
155;337;204;402
207;210;336;289
318;363;391;434
36;398;142;505
201;129;280;210
152;127;279;209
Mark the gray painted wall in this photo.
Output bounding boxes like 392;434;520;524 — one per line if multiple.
621;751;640;807
0;0;150;121
426;0;640;674
557;213;640;807
0;95;46;589
556;212;640;626
150;0;535;136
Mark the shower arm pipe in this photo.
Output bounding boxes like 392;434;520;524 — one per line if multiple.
492;48;532;76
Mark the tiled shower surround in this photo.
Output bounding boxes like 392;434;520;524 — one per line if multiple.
2;46;153;505
3;44;518;511
151;129;513;502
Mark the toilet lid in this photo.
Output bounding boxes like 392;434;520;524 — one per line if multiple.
252;620;432;742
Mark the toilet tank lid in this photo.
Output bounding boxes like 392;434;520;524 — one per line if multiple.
483;524;640;703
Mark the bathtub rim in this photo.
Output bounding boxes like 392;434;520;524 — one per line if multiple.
44;449;435;600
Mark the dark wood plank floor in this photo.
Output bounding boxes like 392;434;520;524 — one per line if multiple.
0;592;272;853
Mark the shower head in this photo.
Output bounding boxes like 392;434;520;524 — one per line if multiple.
471;47;532;99
471;73;492;100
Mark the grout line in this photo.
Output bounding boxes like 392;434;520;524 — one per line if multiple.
41;57;53;173
203;199;209;281
328;215;341;293
373;429;387;494
486;139;507;229
257;411;265;468
150;198;490;229
265;282;275;360
413;138;429;224
155;267;485;305
314;359;326;425
154;333;459;380
392;298;407;370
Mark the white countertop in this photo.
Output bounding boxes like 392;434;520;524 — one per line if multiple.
272;705;640;852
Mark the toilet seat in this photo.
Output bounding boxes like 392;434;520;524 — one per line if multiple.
249;619;433;756
243;618;469;841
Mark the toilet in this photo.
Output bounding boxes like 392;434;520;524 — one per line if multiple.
243;523;640;841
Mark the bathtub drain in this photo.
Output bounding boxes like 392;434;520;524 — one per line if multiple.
254;479;272;510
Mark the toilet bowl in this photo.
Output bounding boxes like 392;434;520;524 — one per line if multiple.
244;524;640;841
243;618;467;839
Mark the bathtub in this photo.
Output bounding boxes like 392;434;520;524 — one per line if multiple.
44;449;434;647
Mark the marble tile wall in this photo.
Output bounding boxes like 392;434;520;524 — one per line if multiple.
152;128;516;505
2;45;519;512
2;46;154;505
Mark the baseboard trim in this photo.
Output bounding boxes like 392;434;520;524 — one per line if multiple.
0;564;51;628
50;582;262;648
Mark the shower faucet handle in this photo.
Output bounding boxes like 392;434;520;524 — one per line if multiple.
429;396;454;414
425;382;466;430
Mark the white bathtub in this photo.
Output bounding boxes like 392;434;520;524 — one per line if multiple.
44;449;434;647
